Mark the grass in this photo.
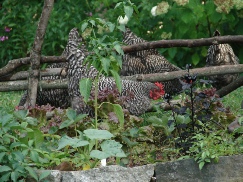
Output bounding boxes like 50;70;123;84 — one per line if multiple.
222;86;243;116
0;86;242;116
0;91;24;112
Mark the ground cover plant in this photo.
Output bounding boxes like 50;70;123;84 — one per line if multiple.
1;0;243;181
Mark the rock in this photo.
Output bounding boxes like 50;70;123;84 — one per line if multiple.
62;165;155;182
155;155;243;182
28;164;155;182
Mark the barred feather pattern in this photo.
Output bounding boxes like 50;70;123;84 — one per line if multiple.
66;28;157;116
205;30;239;90
121;28;182;94
18;62;70;108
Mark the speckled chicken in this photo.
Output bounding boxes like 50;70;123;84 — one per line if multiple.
18;62;70;108
121;28;182;94
205;30;239;90
66;28;163;116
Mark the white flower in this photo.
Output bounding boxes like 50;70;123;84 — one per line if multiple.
101;159;106;167
118;15;129;25
151;6;157;16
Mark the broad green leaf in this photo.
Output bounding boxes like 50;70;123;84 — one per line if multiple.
199;162;205;170
0;172;11;182
176;115;185;124
89;19;96;26
114;43;124;56
106;22;115;32
0;152;6;161
110;70;122;93
57;135;89;150
117;24;125;32
11;171;18;182
66;109;77;121
1;114;12;126
0;146;7;151
121;136;138;147
13;110;28;121
59;119;74;129
81;22;88;32
90;150;110;159
0;165;11;172
192;53;200;66
114;2;122;9
30;150;39;163
101;57;111;74
124;6;133;19
25;166;38;181
112;104;124;127
101;140;126;158
79;78;92;103
84;129;114;140
39;171;51;181
74;113;87;123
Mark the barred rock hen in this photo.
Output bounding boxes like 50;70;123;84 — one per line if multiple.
206;30;239;90
66;28;163;116
18;62;69;108
121;28;182;94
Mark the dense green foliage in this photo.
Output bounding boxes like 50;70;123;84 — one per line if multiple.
1;0;243;180
1;0;243;68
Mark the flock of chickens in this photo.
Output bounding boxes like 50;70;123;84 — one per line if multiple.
18;28;239;116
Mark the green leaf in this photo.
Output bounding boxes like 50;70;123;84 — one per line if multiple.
121;136;138;147
192;53;200;66
79;78;92;103
101;57;111;74
30;150;39;163
81;22;88;32
57;135;89;150
39;171;51;181
117;24;126;32
84;129;114;140
0;172;11;182
0;165;11;172
199;161;205;170
1;114;13;126
114;43;124;56
0;152;6;161
89;19;96;26
59;119;74;129
124;6;133;19
101;140;126;158
25;166;38;181
11;171;18;182
112;104;124;128
110;70;122;93
13;110;28;121
106;22;115;32
32;129;44;148
66;109;77;121
90;150;110;159
74;113;87;123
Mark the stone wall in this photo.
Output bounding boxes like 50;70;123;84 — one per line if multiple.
28;155;243;182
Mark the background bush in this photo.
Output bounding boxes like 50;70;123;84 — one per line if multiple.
0;0;243;68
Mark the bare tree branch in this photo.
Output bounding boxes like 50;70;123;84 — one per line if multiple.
0;68;67;81
216;76;243;97
122;35;243;53
25;0;54;107
0;56;66;77
0;79;67;92
122;64;243;82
